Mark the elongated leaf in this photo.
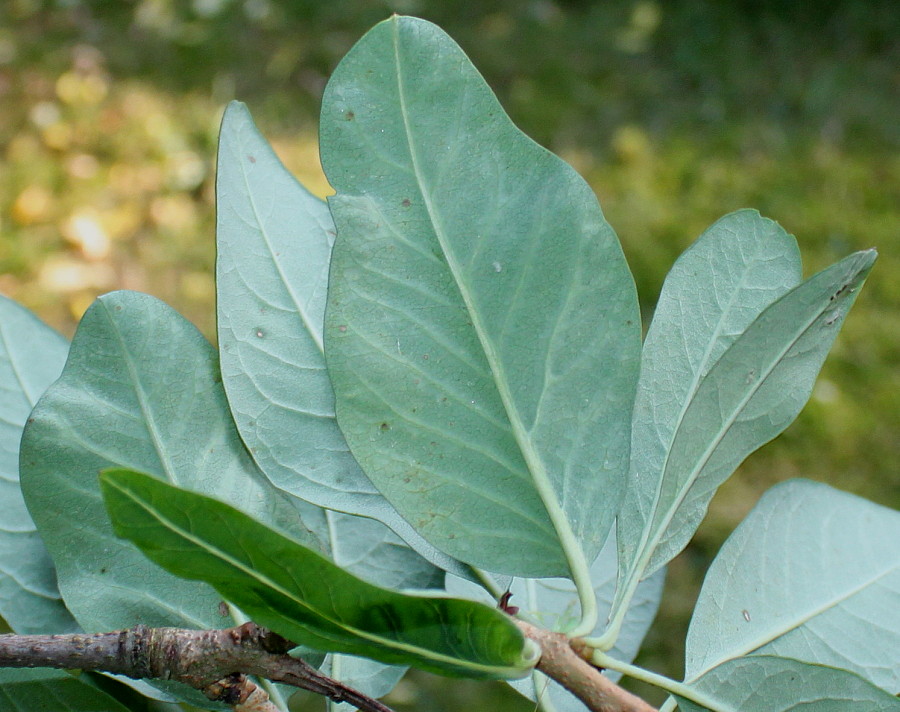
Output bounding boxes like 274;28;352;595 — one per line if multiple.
100;468;540;680
686;479;900;693
18;291;311;709
0;669;132;712
675;656;900;712
322;15;641;578
447;533;664;711
616;211;799;605
611;249;875;629
215;103;460;576
0;295;76;635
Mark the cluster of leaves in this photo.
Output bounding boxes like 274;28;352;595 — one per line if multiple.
1;16;897;712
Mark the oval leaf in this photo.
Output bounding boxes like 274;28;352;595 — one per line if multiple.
686;479;900;693
18;291;314;708
609;248;875;635
675;656;900;712
0;296;76;634
322;15;640;578
100;468;539;680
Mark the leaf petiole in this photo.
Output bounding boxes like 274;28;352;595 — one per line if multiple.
591;651;724;711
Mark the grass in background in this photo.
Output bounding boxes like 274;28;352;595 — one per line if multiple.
1;0;897;707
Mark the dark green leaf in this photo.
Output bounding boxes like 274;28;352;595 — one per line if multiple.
100;468;539;680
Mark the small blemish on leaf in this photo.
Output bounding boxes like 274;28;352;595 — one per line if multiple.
338;324;347;332
379;422;390;432
345;110;355;121
218;601;229;617
742;609;751;622
492;261;502;273
401;198;411;208
255;329;264;338
247;155;256;163
99;567;107;574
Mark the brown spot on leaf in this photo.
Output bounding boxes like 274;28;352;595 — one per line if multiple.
248;155;256;163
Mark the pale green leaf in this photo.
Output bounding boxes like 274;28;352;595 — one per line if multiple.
18;291;310;709
0;295;76;634
215;102;463;575
100;468;540;680
323;655;405;712
675;656;900;712
686;479;900;693
610;248;875;635
616;211;799;606
0;669;132;712
322;15;640;579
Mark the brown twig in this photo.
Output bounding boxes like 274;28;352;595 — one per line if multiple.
0;623;394;712
516;621;658;712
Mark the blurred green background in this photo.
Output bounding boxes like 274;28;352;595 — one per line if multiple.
1;0;897;709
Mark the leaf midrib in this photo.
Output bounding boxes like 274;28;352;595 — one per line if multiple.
389;15;578;576
693;564;899;681
618;238;771;604
632;263;860;594
232;123;326;355
102;300;180;488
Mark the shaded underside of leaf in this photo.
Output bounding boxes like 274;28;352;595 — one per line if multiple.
686;478;900;693
0;295;77;635
324;655;406;712
101;468;538;680
675;655;900;712
322;15;640;578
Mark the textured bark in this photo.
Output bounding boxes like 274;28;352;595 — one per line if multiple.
0;619;661;712
0;623;393;712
